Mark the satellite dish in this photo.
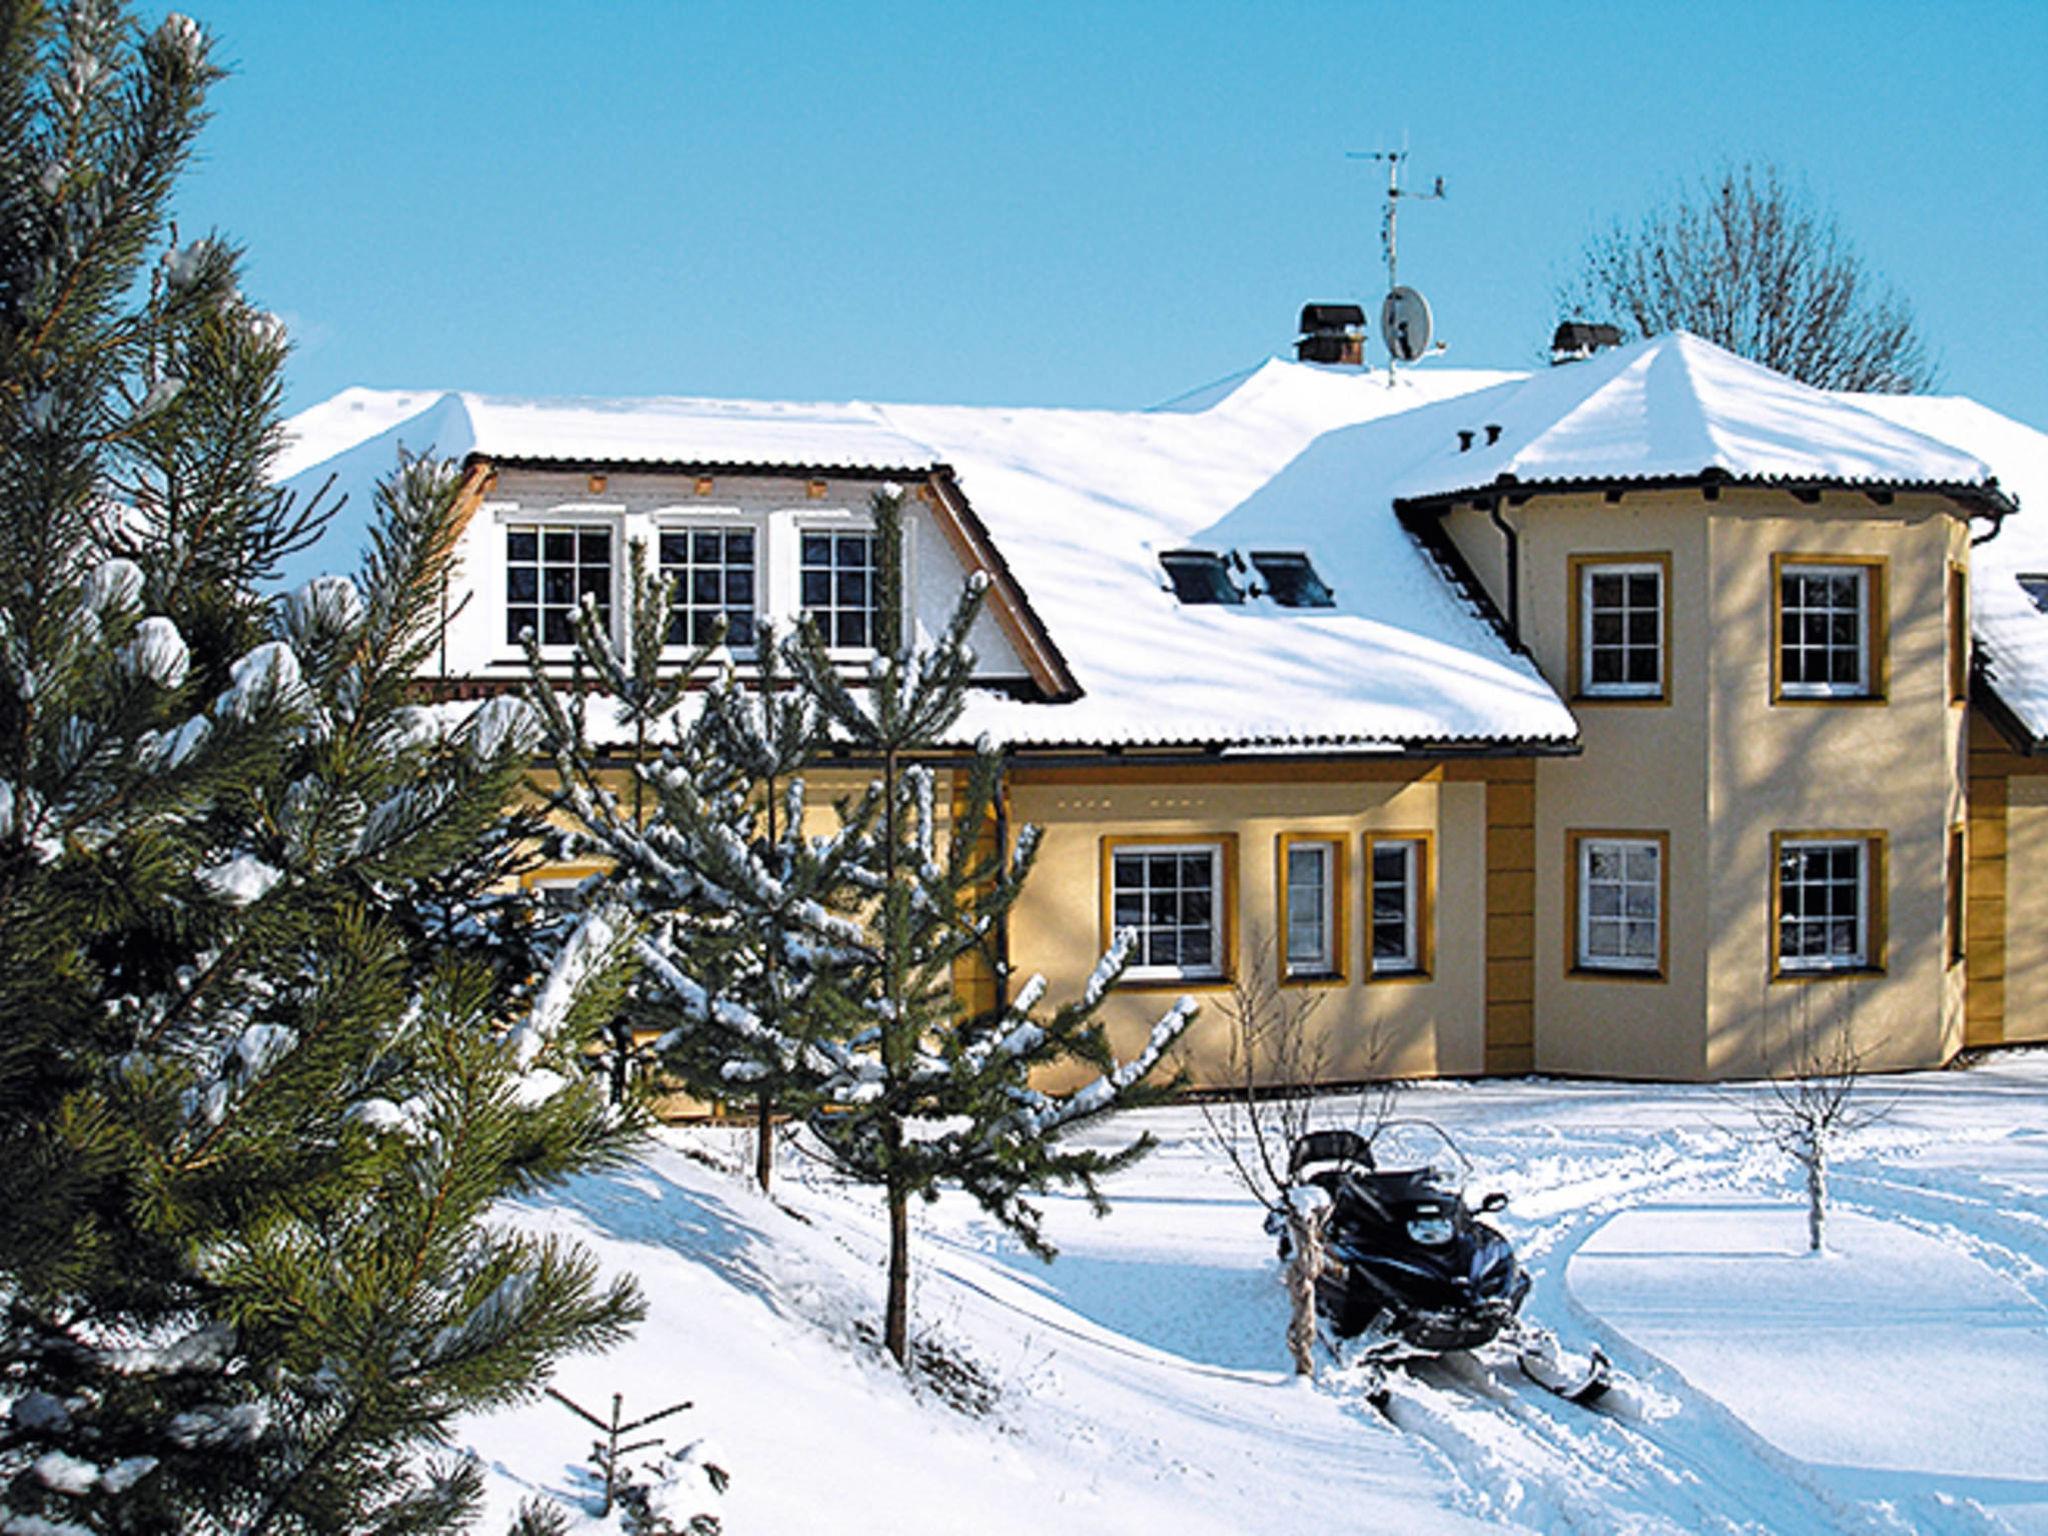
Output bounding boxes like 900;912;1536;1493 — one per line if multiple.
1380;286;1433;363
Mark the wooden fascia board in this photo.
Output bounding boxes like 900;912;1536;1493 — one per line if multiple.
923;468;1080;701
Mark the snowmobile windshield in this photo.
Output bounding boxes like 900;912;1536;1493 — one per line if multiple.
1367;1121;1471;1195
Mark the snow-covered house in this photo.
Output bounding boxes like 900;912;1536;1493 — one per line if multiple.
277;329;2048;1082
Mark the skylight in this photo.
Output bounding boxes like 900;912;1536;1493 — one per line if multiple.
1250;551;1335;608
2021;575;2048;615
1160;550;1246;606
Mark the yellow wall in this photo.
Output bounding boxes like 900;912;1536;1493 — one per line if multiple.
1700;496;1969;1075
1447;487;1971;1079
517;480;1992;1088
1006;765;1489;1091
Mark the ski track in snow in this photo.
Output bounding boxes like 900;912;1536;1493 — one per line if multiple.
1349;1129;1901;1536
460;1062;2048;1534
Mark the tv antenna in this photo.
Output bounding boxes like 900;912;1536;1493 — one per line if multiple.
1346;148;1446;373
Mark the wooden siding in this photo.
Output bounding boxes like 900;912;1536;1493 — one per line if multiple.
949;768;1003;1019
1485;763;1538;1073
1964;715;2037;1048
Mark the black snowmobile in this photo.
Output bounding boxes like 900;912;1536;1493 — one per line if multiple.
1268;1122;1611;1404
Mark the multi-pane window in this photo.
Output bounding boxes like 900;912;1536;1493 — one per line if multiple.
1369;837;1425;976
1779;563;1872;698
1576;837;1661;972
1282;839;1339;978
658;527;757;649
1110;845;1223;980
1777;838;1872;972
1580;562;1664;697
800;530;878;649
507;525;612;647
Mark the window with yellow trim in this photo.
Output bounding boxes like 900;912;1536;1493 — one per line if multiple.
1280;838;1341;979
1777;837;1877;972
1110;843;1226;982
1779;563;1873;698
1368;837;1426;977
1580;561;1664;697
1575;836;1661;972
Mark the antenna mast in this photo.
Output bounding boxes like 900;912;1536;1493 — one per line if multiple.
1346;148;1444;294
1343;148;1441;378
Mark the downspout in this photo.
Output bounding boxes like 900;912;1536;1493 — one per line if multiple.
1486;497;1522;649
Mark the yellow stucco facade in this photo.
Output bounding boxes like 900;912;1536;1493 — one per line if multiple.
1441;485;1973;1079
524;482;2041;1089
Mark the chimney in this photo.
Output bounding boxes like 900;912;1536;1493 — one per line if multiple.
1296;303;1367;366
1551;321;1623;365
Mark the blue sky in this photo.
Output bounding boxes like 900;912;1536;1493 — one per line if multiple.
162;1;2048;425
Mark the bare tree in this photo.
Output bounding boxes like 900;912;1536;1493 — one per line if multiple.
1749;1017;1888;1253
1557;161;1937;393
1196;935;1400;1376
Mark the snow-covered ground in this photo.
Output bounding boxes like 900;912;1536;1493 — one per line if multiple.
461;1052;2048;1534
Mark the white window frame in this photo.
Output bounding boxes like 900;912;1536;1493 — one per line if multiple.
1575;836;1662;973
1282;839;1338;979
1579;560;1664;698
1368;836;1424;977
1110;842;1225;983
505;516;620;654
795;520;882;656
653;515;764;655
1779;562;1872;699
1777;838;1872;973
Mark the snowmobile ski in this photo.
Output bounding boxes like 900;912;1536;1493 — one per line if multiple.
1514;1330;1612;1405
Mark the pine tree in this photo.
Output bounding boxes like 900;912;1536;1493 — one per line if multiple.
0;6;644;1529
784;491;1194;1367
526;545;867;1191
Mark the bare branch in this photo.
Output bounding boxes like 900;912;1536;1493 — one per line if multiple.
1557;160;1937;394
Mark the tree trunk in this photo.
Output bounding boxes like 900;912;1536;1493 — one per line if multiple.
754;1088;775;1193
608;1021;631;1107
1805;1142;1827;1253
1285;1204;1327;1377
884;1180;911;1367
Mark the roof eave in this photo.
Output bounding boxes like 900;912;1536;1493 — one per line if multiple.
995;735;1583;761
465;451;945;480
1395;471;2014;519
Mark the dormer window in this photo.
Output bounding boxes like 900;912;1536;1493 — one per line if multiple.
659;527;757;649
1250;551;1335;608
1160;549;1245;606
800;529;878;649
507;524;612;647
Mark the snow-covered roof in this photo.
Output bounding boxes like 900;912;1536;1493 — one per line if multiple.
1394;333;2003;505
1847;392;2048;745
279;360;1572;752
884;363;1569;749
274;335;2047;756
